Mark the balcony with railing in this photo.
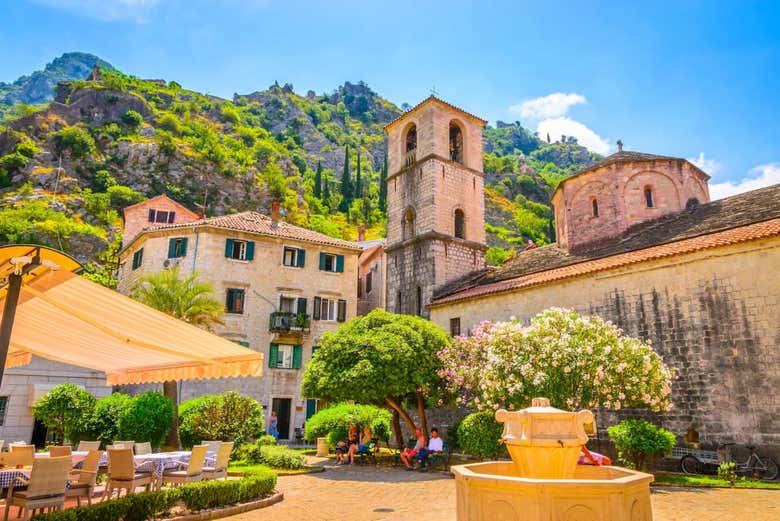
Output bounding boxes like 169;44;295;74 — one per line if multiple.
269;311;310;334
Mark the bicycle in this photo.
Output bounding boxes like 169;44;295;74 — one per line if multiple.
679;443;778;481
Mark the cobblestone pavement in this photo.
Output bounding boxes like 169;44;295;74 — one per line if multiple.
226;463;780;521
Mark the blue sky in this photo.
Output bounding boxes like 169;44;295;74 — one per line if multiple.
2;0;779;197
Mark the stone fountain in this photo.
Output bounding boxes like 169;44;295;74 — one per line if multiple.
451;398;653;521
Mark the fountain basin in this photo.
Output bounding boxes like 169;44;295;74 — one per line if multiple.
452;461;653;521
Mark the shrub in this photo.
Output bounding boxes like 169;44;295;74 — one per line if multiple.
117;391;173;449
84;393;132;447
157;113;182;134
304;403;392;447
33;383;96;445
15;140;38;158
718;461;737;486
122;110;143;128
179;391;264;449
607;419;676;470
257;434;277;446
107;185;145;208
94;169;116;190
53;126;96;158
456;411;505;460
237;442;305;469
0;152;30;173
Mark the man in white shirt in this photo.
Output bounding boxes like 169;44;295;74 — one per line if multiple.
417;428;444;471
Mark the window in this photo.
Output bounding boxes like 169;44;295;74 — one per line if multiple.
319;252;343;272
450;317;461;337
225;239;254;261
449;122;464;163
279;296;297;313
319;298;338;321
405;125;417;153
132;248;143;270
283;246;305;267
592;199;599;217
454;209;465;239
402;209;415;240
226;288;245;314
365;271;373;294
357;276;363;298
149;209;175;224
416;286;423;316
277;344;293;368
269;344;302;369
0;396;7;426
167;237;188;258
644;187;654;208
396;291;402;313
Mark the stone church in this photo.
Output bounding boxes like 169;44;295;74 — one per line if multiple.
384;96;780;455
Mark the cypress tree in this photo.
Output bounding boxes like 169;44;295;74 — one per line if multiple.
338;145;352;212
313;160;323;198
379;152;388;211
323;175;331;204
354;149;362;199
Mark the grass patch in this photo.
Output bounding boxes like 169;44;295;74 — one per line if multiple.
229;462;322;476
653;472;780;489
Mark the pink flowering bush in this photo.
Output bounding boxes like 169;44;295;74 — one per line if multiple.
437;308;673;412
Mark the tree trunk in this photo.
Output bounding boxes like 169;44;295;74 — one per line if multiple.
391;409;403;449
163;381;181;450
416;392;428;437
385;397;416;437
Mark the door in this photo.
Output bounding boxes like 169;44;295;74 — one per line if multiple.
272;398;292;440
31;419;48;449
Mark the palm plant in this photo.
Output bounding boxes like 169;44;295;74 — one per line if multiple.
131;266;224;448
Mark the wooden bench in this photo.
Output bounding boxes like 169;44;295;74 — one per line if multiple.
355;438;380;465
393;438;418;467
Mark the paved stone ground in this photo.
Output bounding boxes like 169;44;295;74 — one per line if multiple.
226;461;780;521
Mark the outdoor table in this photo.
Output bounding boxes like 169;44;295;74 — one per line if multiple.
99;451;216;488
0;467;33;489
35;450;89;467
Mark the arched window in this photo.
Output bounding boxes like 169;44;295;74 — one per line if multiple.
416;286;422;316
449;122;464;163
644;187;654;208
591;199;599;217
404;124;417;167
402;208;415;240
396;291;402;313
454;209;465;239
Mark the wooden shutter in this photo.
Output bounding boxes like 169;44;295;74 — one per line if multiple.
318;252;326;270
148;209;156;222
337;299;347;322
225;239;234;258
306;399;317;419
167;238;177;258
297;297;307;315
292;345;303;369
246;241;255;261
226;289;233;311
180;237;188;257
268;344;279;368
312;296;321;320
336;255;344;273
168;211;176;223
296;248;306;267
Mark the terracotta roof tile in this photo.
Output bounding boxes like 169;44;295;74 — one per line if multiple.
141;211;361;251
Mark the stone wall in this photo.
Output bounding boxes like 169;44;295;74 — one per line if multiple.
430;236;780;455
122;196;199;247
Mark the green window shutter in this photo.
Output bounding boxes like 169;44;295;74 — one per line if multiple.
233;340;249;348
306;399;317;419
268;344;279;368
318;252;326;270
336;255;344;273
337;299;347;322
297;297;307;315
246;241;255;261
226;290;234;311
312;296;321;320
167;238;176;258
225;238;234;258
292;345;303;369
296;248;306;267
180;237;188;257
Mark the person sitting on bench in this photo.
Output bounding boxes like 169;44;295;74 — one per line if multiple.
416;428;444;471
400;429;426;470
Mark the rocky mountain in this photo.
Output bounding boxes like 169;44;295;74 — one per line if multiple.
0;55;600;284
0;52;114;118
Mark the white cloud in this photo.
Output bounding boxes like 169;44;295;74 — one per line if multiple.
709;163;780;200
536;117;612;155
32;0;160;22
687;152;723;176
509;93;587;122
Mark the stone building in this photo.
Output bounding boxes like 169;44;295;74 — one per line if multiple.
121;194;200;248
117;201;360;440
428;145;780;454
357;238;386;316
384;96;488;318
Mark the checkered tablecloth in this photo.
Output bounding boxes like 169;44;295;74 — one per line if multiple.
0;469;30;489
99;451;216;479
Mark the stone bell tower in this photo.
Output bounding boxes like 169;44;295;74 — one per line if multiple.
384;96;488;318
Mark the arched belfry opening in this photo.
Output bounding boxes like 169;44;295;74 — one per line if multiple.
402;208;416;241
449;122;464;164
404;124;417;167
454;208;465;239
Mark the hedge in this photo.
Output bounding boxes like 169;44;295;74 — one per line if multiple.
235;442;306;469
304;403;392;448
29;469;277;521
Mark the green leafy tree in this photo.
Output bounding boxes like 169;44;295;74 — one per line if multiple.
178;391;264;448
85;392;133;447
53;126;95;158
302;309;453;439
303;403;392;447
131;266;224;448
607;419;676;470
456;411;505;460
117;391;174;450
122;110;143;128
33;383;96;444
338;145;352;212
313;160;323;198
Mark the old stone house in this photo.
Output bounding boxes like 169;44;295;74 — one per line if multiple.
357;238;386;316
117;198;360;440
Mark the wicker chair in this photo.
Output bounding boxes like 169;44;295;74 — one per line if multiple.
202;441;233;480
161;444;208;487
65;449;102;506
76;441;101;452
102;448;152;500
202;440;221;454
134;442;152;455
49;445;72;458
8;444;35;466
3;456;71;520
112;441;135;451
